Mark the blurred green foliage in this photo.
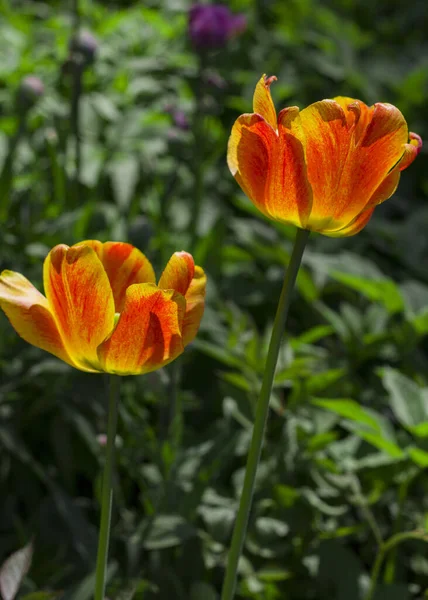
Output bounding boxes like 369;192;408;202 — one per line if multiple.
0;0;428;598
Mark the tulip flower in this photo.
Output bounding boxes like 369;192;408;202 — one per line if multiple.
222;76;422;600
228;75;422;236
0;241;206;375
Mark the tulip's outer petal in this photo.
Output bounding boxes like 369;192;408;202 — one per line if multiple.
228;111;312;228
228;113;273;215
277;107;313;227
0;271;78;368
333;102;408;224
80;241;156;312
299;99;408;230
98;283;185;375
158;252;195;296
44;244;115;371
398;132;423;171
366;169;401;208
182;266;207;346
252;74;278;130
326;207;375;238
298;100;351;229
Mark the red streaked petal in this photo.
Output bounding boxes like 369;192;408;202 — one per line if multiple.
0;271;78;368
228;111;312;228
80;241;155;312
182;266;207;346
298;99;350;229
158;252;195;296
97;283;185;375
252;74;278;130
398;132;423;171
43;244;115;371
228;113;273;214
299;99;408;230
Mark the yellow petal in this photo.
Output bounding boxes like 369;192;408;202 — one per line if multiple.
253;74;278;130
80;240;155;312
97;283;185;375
43;244;115;371
182;266;207;346
158;252;195;296
0;271;77;369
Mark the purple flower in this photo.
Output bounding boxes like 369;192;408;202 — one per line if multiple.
70;30;98;64
16;75;44;112
188;4;247;50
165;104;190;130
19;76;45;99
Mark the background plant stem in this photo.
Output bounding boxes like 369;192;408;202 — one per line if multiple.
364;531;428;600
189;54;206;250
94;375;120;600
220;228;310;600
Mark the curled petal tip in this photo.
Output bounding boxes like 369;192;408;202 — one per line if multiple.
264;74;277;88
49;244;69;272
409;132;423;154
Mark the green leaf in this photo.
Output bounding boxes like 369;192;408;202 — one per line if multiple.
407;447;428;467
142;515;197;550
382;367;428;427
332;272;403;314
355;430;404;458
110;155;139;211
312;398;381;431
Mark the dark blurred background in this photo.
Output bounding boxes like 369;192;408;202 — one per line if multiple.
0;1;428;599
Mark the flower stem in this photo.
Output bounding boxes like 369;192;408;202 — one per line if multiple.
364;531;428;600
94;375;120;600
220;228;310;600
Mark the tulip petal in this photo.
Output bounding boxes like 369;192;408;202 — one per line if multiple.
333;102;408;223
299;99;408;230
228;111;312;228
44;244;115;371
80;241;155;312
158;252;195;296
398;132;423;171
182;266;207;346
253;74;278;130
326;207;375;237
297;99;350;229
366;169;401;208
0;271;77;368
98;283;185;375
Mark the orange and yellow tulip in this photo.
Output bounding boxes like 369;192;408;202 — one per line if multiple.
228;75;422;236
0;241;206;375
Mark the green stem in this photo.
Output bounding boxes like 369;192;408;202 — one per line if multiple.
220;228;310;600
364;531;428;600
94;375;120;600
190;54;206;250
350;475;383;548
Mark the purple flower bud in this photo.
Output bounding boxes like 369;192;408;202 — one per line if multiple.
16;76;44;112
188;4;246;50
165;105;190;130
69;30;98;64
19;76;45;99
